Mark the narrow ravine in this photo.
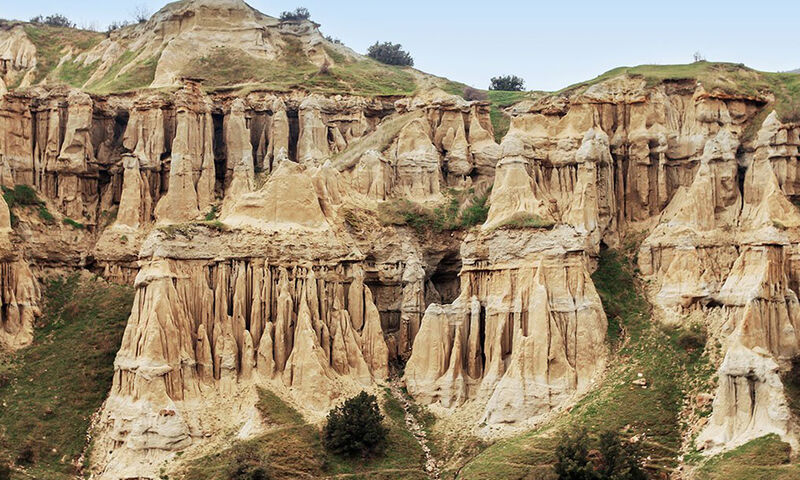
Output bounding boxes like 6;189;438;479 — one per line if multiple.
387;379;441;480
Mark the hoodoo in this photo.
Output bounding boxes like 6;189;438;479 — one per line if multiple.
0;1;799;478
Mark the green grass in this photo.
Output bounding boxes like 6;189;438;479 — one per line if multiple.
487;90;530;142
694;435;800;480
183;389;426;480
456;245;713;479
0;275;134;479
62;217;85;230
38;205;55;224
189;46;417;97
21;24;104;85
493;212;556;230
2;185;49;227
54;59;100;88
2;185;43;209
377;188;492;234
556;61;800;122
88;52;160;94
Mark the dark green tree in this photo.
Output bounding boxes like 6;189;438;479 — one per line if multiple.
594;431;647;480
489;75;525;91
30;14;74;28
554;429;599;480
367;42;414;67
554;428;647;480
280;8;311;21
322;391;387;457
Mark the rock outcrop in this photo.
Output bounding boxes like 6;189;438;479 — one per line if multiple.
2;3;800;478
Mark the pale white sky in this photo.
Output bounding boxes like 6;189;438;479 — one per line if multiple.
4;0;799;91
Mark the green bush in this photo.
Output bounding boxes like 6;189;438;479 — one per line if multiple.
323;391;387;457
367;42;414;67
205;205;219;221
279;7;311;21
38;205;55;224
554;429;646;480
496;211;555;229
490;75;525;91
30;14;74;28
3;185;43;209
62;218;85;230
677;325;707;351
460;190;490;228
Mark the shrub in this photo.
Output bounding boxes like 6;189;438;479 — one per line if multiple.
3;184;43;209
497;211;555;230
463;86;488;101
325;35;343;45
38;205;55;224
204;205;219;221
554;429;595;480
16;442;35;465
62;218;85;230
490;75;525;91
367;42;414;67
132;4;151;23
460;190;490;228
554;429;646;480
322;391;387;457
30;14;74;28
280;7;311;21
106;20;131;32
677;324;707;351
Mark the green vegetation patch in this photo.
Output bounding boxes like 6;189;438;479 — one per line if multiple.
493;211;555;230
88;50;160;94
21;25;103;85
558;62;800;123
62;217;85;230
695;434;799;480
377;188;491;234
487;90;530;142
191;44;418;96
53;59;100;88
0;275;134;479
184;388;426;480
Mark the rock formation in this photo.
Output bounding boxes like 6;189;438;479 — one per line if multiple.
2;1;800;478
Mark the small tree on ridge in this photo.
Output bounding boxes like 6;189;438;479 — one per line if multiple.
367;42;414;67
489;75;525;91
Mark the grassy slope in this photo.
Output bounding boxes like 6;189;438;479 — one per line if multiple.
183;388;426;480
19;24;104;86
694;434;800;480
487;90;530;142
558;61;800;121
453;243;714;480
0;275;134;479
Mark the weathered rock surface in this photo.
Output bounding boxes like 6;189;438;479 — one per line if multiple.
2;4;800;478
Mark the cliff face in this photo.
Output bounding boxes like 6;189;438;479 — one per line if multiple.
1;1;800;478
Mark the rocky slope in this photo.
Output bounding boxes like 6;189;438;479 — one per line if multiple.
0;1;799;479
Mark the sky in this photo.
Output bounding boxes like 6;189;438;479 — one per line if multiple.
4;0;799;91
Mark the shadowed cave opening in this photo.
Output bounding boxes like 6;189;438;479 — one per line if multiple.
287;108;299;162
212;112;226;192
430;252;462;305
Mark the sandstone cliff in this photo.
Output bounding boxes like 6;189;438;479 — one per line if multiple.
1;2;799;479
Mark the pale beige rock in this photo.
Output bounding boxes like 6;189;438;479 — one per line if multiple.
224;161;330;230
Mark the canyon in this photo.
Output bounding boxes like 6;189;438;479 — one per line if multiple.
0;1;799;479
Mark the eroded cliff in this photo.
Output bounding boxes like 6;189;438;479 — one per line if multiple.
1;1;799;479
